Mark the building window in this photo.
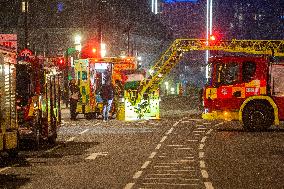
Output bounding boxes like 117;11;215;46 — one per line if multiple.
22;1;28;13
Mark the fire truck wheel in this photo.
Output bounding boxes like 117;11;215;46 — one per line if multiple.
85;113;96;120
8;149;19;158
48;133;57;145
242;102;274;131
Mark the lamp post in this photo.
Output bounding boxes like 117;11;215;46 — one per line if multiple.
164;81;169;96
206;0;213;80
22;0;29;48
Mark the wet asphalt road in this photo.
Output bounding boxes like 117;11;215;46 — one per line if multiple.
0;98;283;189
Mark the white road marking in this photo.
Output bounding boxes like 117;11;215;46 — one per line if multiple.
206;129;213;135
173;121;180;127
149;152;157;159
167;144;184;147
142;182;198;186
141;161;151;169
181;120;191;123
205;182;214;189
201;169;209;178
66;137;75;142
215;122;224;126
188;118;203;121
185;156;194;159
166;127;174;135
0;167;11;173
85;152;108;160
188;139;198;142
199;152;204;158
155;144;162;150
201;136;207;143
124;183;135;189
199;144;205;150
133;171;143;179
200;160;206;168
155;169;195;172
79;129;89;135
148;173;183;176
45;145;61;153
175;147;193;150
197;127;207;130
193;130;205;133
154;165;172;168
160;136;167;143
203;122;211;125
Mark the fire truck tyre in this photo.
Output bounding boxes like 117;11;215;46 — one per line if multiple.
86;113;96;120
8;149;19;158
48;133;57;145
242;102;274;131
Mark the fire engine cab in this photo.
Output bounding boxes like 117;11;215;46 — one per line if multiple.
202;56;284;130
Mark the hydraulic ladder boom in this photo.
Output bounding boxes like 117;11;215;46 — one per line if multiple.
134;38;284;105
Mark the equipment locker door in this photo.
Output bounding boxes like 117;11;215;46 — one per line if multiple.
270;63;284;120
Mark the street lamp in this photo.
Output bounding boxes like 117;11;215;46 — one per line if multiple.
164;81;169;95
74;35;82;52
206;0;213;80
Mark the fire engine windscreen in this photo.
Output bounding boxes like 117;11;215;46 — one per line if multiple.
215;62;240;85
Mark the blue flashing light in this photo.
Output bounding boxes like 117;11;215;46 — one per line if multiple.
57;2;64;12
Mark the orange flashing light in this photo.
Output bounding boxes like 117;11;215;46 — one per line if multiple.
209;35;216;41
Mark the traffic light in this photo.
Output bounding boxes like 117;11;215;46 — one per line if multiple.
57;57;66;69
81;41;100;59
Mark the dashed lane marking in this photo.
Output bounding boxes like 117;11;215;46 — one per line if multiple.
200;160;206;168
199;152;204;158
45;144;62;153
142;182;199;186
155;144;162;150
141;161;151;169
66;136;75;142
166;127;174;135
167;144;184;147
0;167;11;173
199;144;205;150
188;139;198;142
79;129;89;135
124;183;135;189
206;129;213;135
201;169;209;178
201;136;207;143
133;171;143;179
149;152;157;159
175;147;193;150
85;152;108;160
160;136;167;143
205;182;215;189
193;130;206;133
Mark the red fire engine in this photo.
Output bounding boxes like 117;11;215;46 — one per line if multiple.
17;53;61;147
202;56;284;130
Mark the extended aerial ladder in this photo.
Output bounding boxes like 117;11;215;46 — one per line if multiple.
133;39;284;105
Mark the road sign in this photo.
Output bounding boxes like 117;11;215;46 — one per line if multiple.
0;34;17;51
19;48;33;57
